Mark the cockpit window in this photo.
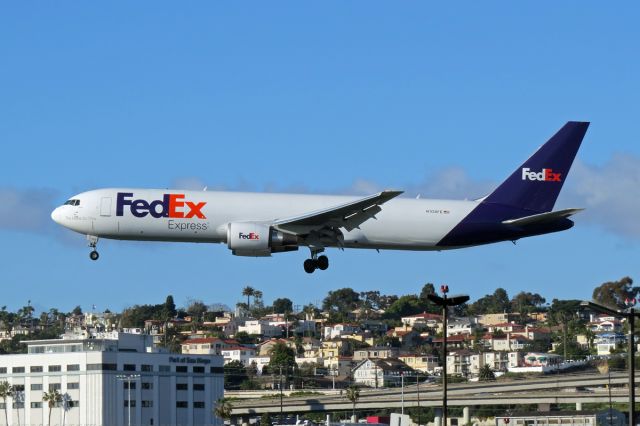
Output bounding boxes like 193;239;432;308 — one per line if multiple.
64;199;80;206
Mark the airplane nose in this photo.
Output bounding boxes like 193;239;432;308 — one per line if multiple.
51;207;62;225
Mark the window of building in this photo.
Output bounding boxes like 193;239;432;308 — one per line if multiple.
30;366;43;373
194;401;205;409
141;364;153;372
123;382;136;390
142;382;153;390
68;400;80;408
12;385;24;392
123;364;136;371
48;365;62;372
87;363;116;371
31;402;42;408
12;367;25;374
67;364;80;371
159;365;170;372
176;383;188;390
31;384;43;391
176;401;188;408
0;368;6;374
193;366;205;374
67;382;80;390
124;400;136;407
12;402;24;409
175;366;188;373
49;383;61;391
210;366;224;374
193;383;205;391
142;400;153;408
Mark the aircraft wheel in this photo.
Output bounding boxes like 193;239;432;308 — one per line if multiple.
316;255;329;270
89;251;99;261
303;259;316;274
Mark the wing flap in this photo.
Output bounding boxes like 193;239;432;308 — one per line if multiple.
273;190;403;234
502;208;584;227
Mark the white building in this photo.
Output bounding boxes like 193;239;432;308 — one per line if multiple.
221;346;256;366
0;332;224;426
238;320;282;338
323;323;359;340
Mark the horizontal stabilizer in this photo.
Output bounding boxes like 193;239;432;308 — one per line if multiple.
502;208;584;227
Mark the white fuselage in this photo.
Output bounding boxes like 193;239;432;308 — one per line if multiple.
51;188;478;251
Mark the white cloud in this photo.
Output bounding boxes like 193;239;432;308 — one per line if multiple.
562;154;640;239
0;187;58;232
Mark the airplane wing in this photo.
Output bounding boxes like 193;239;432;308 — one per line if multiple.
273;190;403;236
502;208;584;227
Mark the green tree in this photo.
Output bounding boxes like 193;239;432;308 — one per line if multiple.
345;385;360;419
384;295;429;319
268;342;296;372
224;360;248;390
468;288;511;315
0;381;13;426
510;291;546;323
186;299;208;319
322;288;360;312
592;277;638;310
272;298;293;314
478;364;495;381
261;412;272;426
162;295;177;319
71;305;82;316
43;389;62;426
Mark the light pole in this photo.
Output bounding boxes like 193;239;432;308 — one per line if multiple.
401;372;404;415
428;285;470;426
581;299;638;426
116;374;140;426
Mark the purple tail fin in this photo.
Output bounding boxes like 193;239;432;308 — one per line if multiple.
482;121;589;213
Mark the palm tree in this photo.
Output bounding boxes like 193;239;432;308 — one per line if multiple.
242;286;255;309
213;397;233;423
43;389;62;426
13;389;23;426
345;385;360;421
0;381;13;426
478;364;495;382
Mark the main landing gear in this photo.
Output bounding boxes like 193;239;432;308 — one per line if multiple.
303;249;329;274
87;235;99;261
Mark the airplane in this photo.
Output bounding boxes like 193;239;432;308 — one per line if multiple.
51;121;589;273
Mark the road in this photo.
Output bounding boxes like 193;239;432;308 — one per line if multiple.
229;371;638;415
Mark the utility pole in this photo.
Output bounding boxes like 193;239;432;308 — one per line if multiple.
581;299;638;426
279;365;284;423
428;285;469;426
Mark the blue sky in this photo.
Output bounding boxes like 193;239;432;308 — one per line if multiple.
1;3;638;314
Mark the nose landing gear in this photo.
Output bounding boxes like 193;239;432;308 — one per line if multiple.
87;235;99;261
303;249;329;273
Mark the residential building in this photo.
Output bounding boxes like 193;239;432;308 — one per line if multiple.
323;323;359;340
476;313;521;326
352;358;414;387
0;332;224;426
353;346;399;361
400;312;442;330
257;338;296;356
238;320;282;338
181;338;238;355
397;354;439;373
220;346;256;366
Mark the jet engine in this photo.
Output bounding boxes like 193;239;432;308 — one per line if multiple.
227;222;298;257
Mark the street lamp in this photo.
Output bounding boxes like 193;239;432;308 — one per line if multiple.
116;374;141;426
581;299;638;426
427;285;470;426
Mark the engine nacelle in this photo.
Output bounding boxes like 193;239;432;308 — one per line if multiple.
227;222;298;257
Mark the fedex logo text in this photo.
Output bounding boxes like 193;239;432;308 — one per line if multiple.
116;192;207;219
238;232;260;240
521;168;562;182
